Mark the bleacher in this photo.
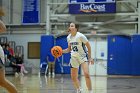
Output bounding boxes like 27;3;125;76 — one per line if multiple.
0;37;25;75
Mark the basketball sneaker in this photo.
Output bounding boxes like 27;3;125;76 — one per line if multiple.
76;87;83;93
48;72;51;76
15;72;19;77
52;72;55;77
89;90;93;93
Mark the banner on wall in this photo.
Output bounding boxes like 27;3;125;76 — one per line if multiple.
22;0;40;24
69;0;116;14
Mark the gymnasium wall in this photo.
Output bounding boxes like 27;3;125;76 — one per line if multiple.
131;35;140;75
1;34;140;76
108;35;140;75
40;35;108;75
55;36;71;74
40;35;72;74
108;35;132;75
1;34;42;74
1;0;136;35
84;37;108;76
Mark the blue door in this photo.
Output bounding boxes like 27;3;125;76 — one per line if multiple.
131;35;140;75
108;35;131;75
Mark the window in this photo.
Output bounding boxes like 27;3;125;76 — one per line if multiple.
28;42;40;59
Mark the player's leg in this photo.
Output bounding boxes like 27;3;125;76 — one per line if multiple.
70;57;82;92
22;65;28;73
0;65;18;93
48;62;51;75
81;62;92;91
70;57;80;89
71;67;80;90
51;62;55;75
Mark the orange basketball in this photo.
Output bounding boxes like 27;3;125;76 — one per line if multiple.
51;46;62;58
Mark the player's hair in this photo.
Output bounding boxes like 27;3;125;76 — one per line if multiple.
75;23;79;31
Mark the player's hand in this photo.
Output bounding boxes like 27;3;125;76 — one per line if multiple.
88;58;94;65
0;20;6;32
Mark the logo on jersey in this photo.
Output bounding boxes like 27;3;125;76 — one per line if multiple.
70;42;79;45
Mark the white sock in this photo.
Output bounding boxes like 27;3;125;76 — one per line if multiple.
89;90;93;93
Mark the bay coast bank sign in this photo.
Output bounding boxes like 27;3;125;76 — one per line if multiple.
69;0;116;14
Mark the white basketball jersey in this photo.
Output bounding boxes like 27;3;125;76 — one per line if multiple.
0;45;5;64
67;32;88;57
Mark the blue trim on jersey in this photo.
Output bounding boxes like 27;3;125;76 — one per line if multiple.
70;63;73;68
0;59;4;69
82;43;88;60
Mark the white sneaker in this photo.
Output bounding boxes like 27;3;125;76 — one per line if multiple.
48;72;51;76
76;88;82;93
89;90;93;93
20;73;24;76
52;72;55;76
15;72;19;77
24;70;28;74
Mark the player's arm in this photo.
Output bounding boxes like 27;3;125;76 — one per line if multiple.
62;43;71;53
0;8;6;33
85;42;91;59
0;20;6;33
80;34;92;59
85;42;94;65
80;34;94;64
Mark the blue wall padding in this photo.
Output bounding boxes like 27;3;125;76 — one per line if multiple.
55;35;71;74
40;35;54;65
131;35;140;75
108;35;132;75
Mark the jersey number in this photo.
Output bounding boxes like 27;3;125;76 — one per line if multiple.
72;46;78;52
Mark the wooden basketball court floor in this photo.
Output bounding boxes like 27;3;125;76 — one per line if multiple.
0;74;140;93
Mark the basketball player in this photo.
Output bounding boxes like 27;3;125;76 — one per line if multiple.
0;8;18;93
62;23;94;93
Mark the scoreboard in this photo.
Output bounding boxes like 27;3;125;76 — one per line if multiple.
69;0;116;14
